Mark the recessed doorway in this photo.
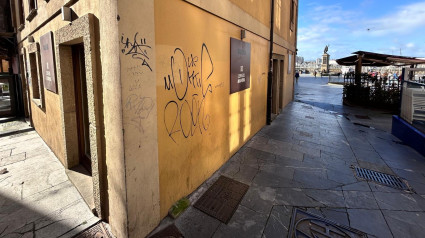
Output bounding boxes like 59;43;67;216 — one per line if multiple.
72;44;92;174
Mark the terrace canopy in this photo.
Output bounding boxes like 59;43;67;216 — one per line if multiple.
336;51;425;84
336;51;425;67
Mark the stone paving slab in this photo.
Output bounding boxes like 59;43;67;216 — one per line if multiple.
348;209;393;238
0;130;99;238
382;210;425;238
152;98;425;237
262;205;292;238
156;77;425;237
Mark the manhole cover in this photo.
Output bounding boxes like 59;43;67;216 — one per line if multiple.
289;208;367;238
355;115;371;120
149;224;183;238
73;221;110;238
194;176;249;224
355;167;408;190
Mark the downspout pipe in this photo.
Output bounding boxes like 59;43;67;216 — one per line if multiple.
266;0;274;125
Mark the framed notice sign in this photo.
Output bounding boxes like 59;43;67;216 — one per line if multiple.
230;38;251;94
40;31;57;93
288;54;292;74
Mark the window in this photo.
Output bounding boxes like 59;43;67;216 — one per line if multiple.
28;48;44;108
29;53;40;99
28;0;37;11
1;60;10;73
290;0;295;31
26;0;37;21
275;0;281;30
18;0;25;27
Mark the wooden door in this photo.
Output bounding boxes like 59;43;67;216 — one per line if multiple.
72;44;92;174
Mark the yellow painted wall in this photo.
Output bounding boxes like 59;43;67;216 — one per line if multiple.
155;0;269;216
228;0;271;27
18;0;99;165
274;0;297;45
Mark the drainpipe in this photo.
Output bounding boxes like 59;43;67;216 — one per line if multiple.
266;0;275;125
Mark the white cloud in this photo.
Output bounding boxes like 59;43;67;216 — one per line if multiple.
356;2;425;36
297;2;360;60
298;1;425;60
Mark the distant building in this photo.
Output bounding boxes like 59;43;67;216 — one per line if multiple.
329;59;342;72
316;58;322;68
341;66;354;74
296;56;304;64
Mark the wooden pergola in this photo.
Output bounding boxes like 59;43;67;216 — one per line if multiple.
336;51;425;84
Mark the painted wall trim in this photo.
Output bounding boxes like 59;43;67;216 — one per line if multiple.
54;13;105;219
100;0;128;236
118;0;160;237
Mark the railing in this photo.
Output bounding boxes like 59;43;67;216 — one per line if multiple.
327;73;344;84
400;68;425;125
343;72;401;89
342;72;401;110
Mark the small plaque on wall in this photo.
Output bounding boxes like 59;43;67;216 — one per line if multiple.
230;38;251;94
40;31;57;93
288;54;292;74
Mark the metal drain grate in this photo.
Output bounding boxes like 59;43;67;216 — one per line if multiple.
355;167;408;190
194;176;249;224
289;208;367;238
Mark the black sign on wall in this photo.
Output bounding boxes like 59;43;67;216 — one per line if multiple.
230;38;251;94
40;31;57;93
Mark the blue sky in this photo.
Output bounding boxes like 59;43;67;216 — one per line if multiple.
298;0;425;61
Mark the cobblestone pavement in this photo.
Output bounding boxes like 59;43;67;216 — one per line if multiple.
0;123;99;237
151;76;425;238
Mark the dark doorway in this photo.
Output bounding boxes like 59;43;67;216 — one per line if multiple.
72;44;91;174
272;59;279;118
279;60;284;110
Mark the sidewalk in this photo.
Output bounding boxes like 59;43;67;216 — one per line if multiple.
151;76;425;238
2;76;425;238
0;121;99;238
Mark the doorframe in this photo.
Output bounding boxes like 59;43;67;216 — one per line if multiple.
19;47;32;125
272;59;279;115
54;14;105;219
72;44;92;174
278;59;285;110
271;53;285;115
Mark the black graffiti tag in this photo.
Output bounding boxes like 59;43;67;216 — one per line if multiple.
163;43;214;143
121;32;152;71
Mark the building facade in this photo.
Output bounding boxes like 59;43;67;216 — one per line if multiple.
11;0;298;237
1;0;22;118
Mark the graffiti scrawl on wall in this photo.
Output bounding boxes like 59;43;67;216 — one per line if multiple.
121;32;152;71
124;94;155;134
163;43;214;143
